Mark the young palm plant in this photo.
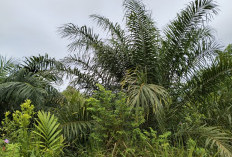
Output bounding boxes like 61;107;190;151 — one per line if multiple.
33;111;64;156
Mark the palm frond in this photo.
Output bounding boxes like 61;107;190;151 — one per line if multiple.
123;0;160;78
183;50;232;103
164;0;218;46
0;71;49;105
22;53;64;83
122;69;168;116
0;54;63;107
33;111;64;155
177;125;232;157
90;14;125;44
0;55;16;82
204;127;232;157
56;87;92;142
161;0;219;85
59;24;100;52
0;66;62;107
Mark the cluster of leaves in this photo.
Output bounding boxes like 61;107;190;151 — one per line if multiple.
56;87;92;144
0;100;64;157
0;54;63;120
59;85;212;156
86;84;144;155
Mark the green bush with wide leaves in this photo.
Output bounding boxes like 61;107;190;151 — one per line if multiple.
0;100;64;157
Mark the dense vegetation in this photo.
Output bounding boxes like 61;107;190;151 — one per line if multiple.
1;0;232;156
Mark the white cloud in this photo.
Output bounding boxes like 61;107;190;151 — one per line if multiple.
0;0;231;59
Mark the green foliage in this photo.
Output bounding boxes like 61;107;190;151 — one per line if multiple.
161;0;219;85
58;2;232;155
86;84;144;156
1;99;35;156
59;0;220;92
33;111;64;156
77;85;206;157
0;100;65;157
129;128;208;157
56;87;92;143
0;139;20;157
121;69;170;132
22;53;63;83
177;124;232;157
0;54;63;116
2;0;232;156
0;55;15;82
122;69;169;115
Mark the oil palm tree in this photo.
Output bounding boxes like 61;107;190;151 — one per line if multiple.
59;0;222;124
0;54;63;111
60;0;219;92
60;0;232;155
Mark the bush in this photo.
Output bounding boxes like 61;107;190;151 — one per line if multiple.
0;100;64;157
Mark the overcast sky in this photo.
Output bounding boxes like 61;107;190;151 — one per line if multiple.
0;0;232;60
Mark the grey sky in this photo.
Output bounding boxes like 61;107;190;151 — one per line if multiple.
0;0;232;60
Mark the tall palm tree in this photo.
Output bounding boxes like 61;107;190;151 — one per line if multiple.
60;0;232;155
59;0;219;92
59;0;222;120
